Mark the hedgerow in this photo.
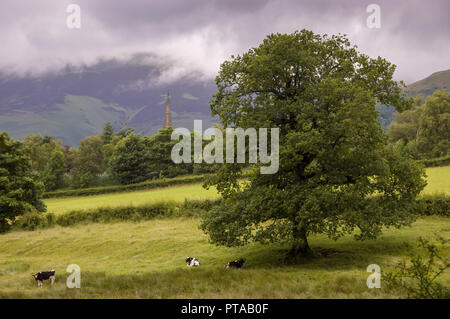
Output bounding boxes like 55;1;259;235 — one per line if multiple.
42;175;207;198
13;199;222;231
416;194;450;217
417;155;450;168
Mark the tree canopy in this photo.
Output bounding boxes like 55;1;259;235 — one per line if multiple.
41;150;67;191
387;90;450;159
0;132;45;232
200;30;426;256
22;134;65;172
109;132;153;184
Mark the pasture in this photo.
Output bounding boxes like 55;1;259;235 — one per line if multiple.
45;183;220;214
0;166;448;298
0;216;448;298
423;166;450;195
44;166;450;215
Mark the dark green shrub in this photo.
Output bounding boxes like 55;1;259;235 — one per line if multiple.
14;211;55;231
416;195;450;217
40;200;206;229
417;155;450;167
43;175;207;198
180;198;222;213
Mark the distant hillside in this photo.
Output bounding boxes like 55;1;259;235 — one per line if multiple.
1;59;448;145
0;57;217;146
377;69;450;130
404;69;450;97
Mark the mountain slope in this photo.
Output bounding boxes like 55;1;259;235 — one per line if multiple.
0;95;128;145
0;58;217;146
404;69;450;97
1;59;448;145
377;69;450;130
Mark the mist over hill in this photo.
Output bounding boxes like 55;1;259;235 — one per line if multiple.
0;56;218;146
0;57;448;145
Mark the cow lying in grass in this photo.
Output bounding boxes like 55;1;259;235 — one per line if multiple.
32;270;55;288
225;258;246;269
186;257;200;267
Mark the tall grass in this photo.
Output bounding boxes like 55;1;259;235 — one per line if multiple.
0;166;448;298
0;217;448;298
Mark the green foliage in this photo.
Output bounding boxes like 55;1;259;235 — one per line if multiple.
201;30;425;255
417;90;450;157
42;174;207;198
69;135;105;188
22;134;65;173
13;211;55;231
384;237;449;299
72;171;97;189
146;128;193;178
2;214;448;298
417;195;450;217
102;128;128;177
109;133;153;184
387;105;422;147
0;132;46;232
108;128;195;185
376;105;396;130
417;155;450;168
71;135;105;177
101;121;114;145
387;90;450;160
41;150;67;191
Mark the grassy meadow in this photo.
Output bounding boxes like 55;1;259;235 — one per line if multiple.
0;166;448;298
423;166;450;195
45;183;220;215
0;216;448;298
43;166;449;215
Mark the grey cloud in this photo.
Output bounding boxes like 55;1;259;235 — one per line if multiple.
0;0;448;84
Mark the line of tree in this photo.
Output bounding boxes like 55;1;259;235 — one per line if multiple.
387;90;450;159
0;123;216;232
17;123;211;192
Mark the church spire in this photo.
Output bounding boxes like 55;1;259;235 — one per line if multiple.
163;90;173;128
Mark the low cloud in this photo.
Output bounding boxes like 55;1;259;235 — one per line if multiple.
0;0;448;84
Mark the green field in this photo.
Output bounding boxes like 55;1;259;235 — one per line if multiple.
0;216;448;298
0;167;448;298
45;183;220;214
423;166;450;195
44;166;449;215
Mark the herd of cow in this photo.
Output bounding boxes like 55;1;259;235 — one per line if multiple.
31;257;246;288
186;257;246;269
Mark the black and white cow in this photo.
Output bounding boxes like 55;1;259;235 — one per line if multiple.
32;270;55;288
225;258;246;269
185;257;200;267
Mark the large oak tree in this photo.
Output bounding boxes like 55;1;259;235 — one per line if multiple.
200;30;426;256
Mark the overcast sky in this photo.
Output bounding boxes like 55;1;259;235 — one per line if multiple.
0;0;448;84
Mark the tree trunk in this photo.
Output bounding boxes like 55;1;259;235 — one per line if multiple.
289;222;313;257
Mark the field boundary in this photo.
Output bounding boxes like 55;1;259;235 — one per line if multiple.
12;195;449;232
417;155;450;168
43;175;209;198
13;199;221;231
